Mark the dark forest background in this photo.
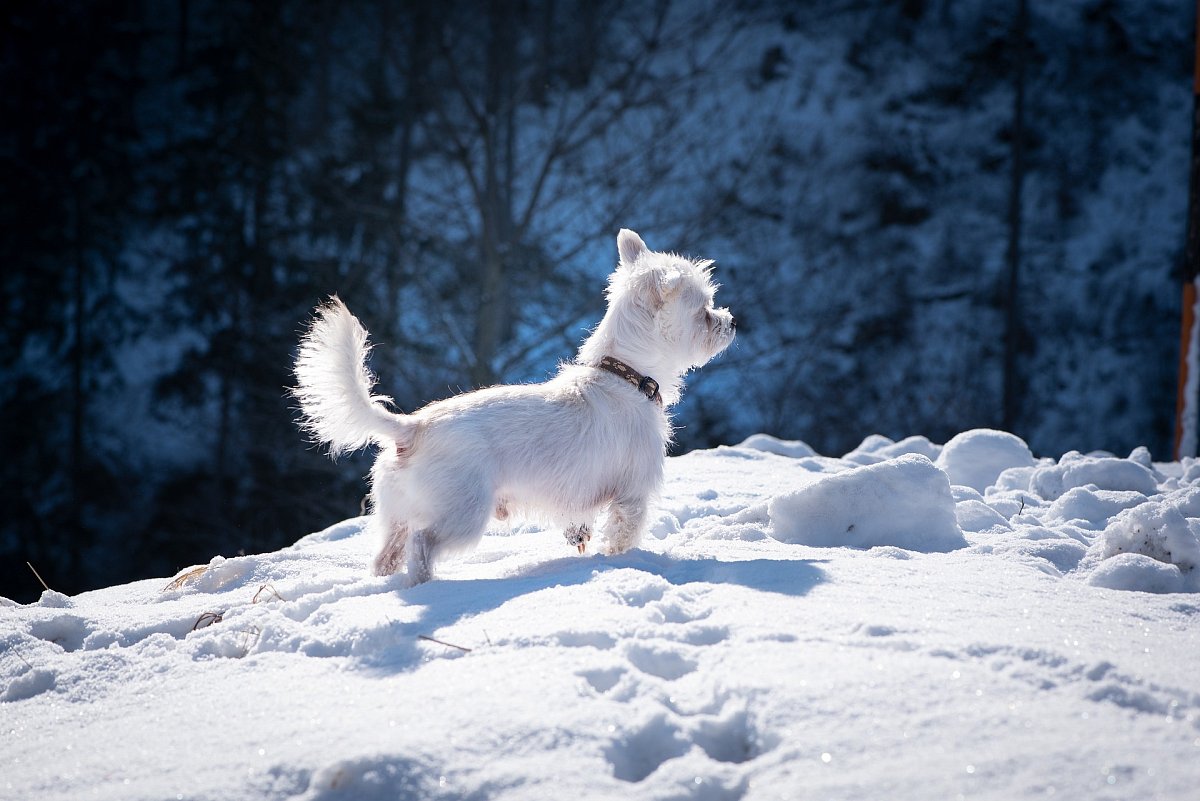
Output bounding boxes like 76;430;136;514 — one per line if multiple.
2;0;1192;602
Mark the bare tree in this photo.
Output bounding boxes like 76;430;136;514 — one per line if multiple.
389;0;736;387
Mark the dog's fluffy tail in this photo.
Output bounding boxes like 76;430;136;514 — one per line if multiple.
293;296;412;457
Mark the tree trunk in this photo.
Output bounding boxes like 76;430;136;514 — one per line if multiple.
471;1;518;387
1002;0;1028;433
69;187;87;582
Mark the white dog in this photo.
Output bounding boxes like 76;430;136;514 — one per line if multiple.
293;229;735;584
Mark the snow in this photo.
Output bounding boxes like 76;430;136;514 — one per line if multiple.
4;428;1200;801
735;434;816;459
1027;451;1161;502
769;454;965;552
936;429;1037;493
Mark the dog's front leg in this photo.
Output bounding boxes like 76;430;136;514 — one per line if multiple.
564;522;592;554
601;496;648;555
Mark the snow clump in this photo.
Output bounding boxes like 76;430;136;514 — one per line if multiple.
1089;496;1200;585
935;428;1037;493
1027;451;1159;501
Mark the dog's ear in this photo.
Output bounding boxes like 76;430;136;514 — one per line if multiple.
617;228;648;268
622;265;682;312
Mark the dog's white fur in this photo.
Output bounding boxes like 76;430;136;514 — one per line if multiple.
293;229;735;584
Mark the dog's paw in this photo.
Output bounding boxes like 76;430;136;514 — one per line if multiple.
564;524;592;554
602;537;639;556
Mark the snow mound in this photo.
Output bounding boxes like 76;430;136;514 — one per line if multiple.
735;433;816;458
1028;451;1159;501
935;429;1036;493
768;454;966;551
843;433;895;461
1166;485;1200;516
1043;487;1149;530
991;465;1040;493
985;529;1089;575
842;434;942;465
1091;501;1200;573
1086;553;1190;594
955;499;1012;534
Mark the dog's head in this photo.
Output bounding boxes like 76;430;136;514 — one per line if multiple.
604;228;736;371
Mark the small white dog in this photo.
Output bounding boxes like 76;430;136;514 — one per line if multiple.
293;229;735;584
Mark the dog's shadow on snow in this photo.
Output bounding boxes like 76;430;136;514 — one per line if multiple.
363;549;826;673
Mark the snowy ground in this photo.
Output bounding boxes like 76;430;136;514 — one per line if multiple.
3;429;1199;801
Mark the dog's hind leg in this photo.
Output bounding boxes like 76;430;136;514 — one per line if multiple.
402;490;490;585
403;528;437;586
373;522;409;576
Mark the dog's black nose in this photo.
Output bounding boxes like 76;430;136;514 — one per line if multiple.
730;316;737;330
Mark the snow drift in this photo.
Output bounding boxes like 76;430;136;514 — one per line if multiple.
3;429;1199;801
768;453;965;551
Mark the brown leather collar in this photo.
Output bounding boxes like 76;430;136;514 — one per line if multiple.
597;356;662;406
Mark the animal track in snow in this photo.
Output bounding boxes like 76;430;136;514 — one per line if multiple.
605;714;691;782
553;630;617;650
300;753;434;800
839;622;1198;727
624;642;698;681
690;707;771;765
934;643;1198;721
643;585;728;646
579;666;626;693
838;622;921;653
601;702;772;795
586;567;771;793
647;592;713;625
676;624;730;646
